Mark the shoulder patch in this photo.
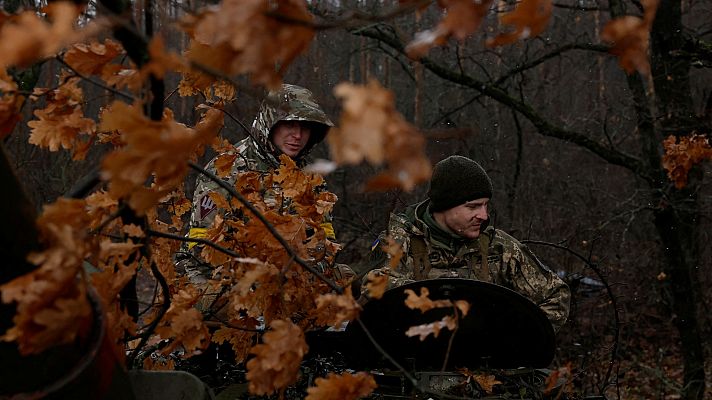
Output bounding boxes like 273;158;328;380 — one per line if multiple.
198;195;217;220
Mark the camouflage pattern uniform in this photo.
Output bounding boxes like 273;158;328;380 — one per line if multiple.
176;84;338;282
368;200;571;332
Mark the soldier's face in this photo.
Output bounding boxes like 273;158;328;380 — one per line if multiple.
438;198;489;240
271;120;311;157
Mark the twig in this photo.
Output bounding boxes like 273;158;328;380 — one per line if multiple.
441;305;459;373
146;228;240;258
522;239;621;397
127;260;171;366
56;56;135;101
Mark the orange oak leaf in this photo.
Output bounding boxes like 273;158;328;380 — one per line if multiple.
246;319;308;395
154;288;210;357
212;327;258;363
406;0;495;58
662;134;712;189
486;0;552;48
305;372;377;400
600;0;659;75
404;287;453;312
473;374;503;394
0;198;93;354
0;3;91;69
64;38;123;76
122;224;145;238
0;68;23;138
405;315;457;341
184;0;314;89
143;355;175;371
544;363;572;395
99;101;223;214
142;36;186;80
454;299;470;317
27;77;96;160
314;290;361;328
364;273;388;300
330;81;431;191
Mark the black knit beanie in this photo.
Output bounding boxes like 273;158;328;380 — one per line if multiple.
428;155;493;212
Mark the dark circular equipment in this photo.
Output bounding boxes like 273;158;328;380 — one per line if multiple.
344;278;556;370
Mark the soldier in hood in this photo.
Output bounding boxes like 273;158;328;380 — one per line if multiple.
365;155;571;332
177;84;340;284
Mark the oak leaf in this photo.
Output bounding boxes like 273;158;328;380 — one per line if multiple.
184;0;314;89
0;67;23;138
27;77;96;160
404;287;453;312
0;198;93;354
364;273;388;300
246;320;308;395
600;0;659;75
305;372;377;400
473;374;502;394
0;3;80;68
486;0;552;48
662;134;712;189
405;315;457;341
406;0;494;58
64;39;123;76
544;363;572;395
100;101;223;214
212;327;257;363
330;81;431;191
314;290;361;327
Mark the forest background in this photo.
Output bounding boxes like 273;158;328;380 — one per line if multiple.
0;0;711;399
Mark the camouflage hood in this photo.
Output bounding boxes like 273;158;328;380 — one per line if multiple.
250;84;334;166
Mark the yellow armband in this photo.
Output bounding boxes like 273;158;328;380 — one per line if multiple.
320;222;336;240
187;228;208;249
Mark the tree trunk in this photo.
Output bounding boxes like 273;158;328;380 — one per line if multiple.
648;1;706;398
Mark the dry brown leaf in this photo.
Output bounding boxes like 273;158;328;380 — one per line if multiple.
64;39;123;76
600;0;659;75
100;101;223;214
403;287;453;312
330;81;431;191
473;374;503;394
0;198;93;355
406;0;494;58
0;3;80;68
246;320;308;395
486;0;552;47
305;372;377;400
212;327;257;363
27;77;96;160
544;363;572;395
364;273;388;300
662;134;712;189
314;290;361;327
183;0;314;89
0;67;23;138
405;315;457;341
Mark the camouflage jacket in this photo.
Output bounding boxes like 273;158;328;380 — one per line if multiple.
368;200;570;332
177;85;336;280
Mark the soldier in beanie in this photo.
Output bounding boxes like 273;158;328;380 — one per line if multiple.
365;155;570;332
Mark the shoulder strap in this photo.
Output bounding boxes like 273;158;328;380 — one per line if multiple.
410;235;431;280
477;231;491;280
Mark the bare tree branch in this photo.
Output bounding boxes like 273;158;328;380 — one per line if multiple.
357;26;652;183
